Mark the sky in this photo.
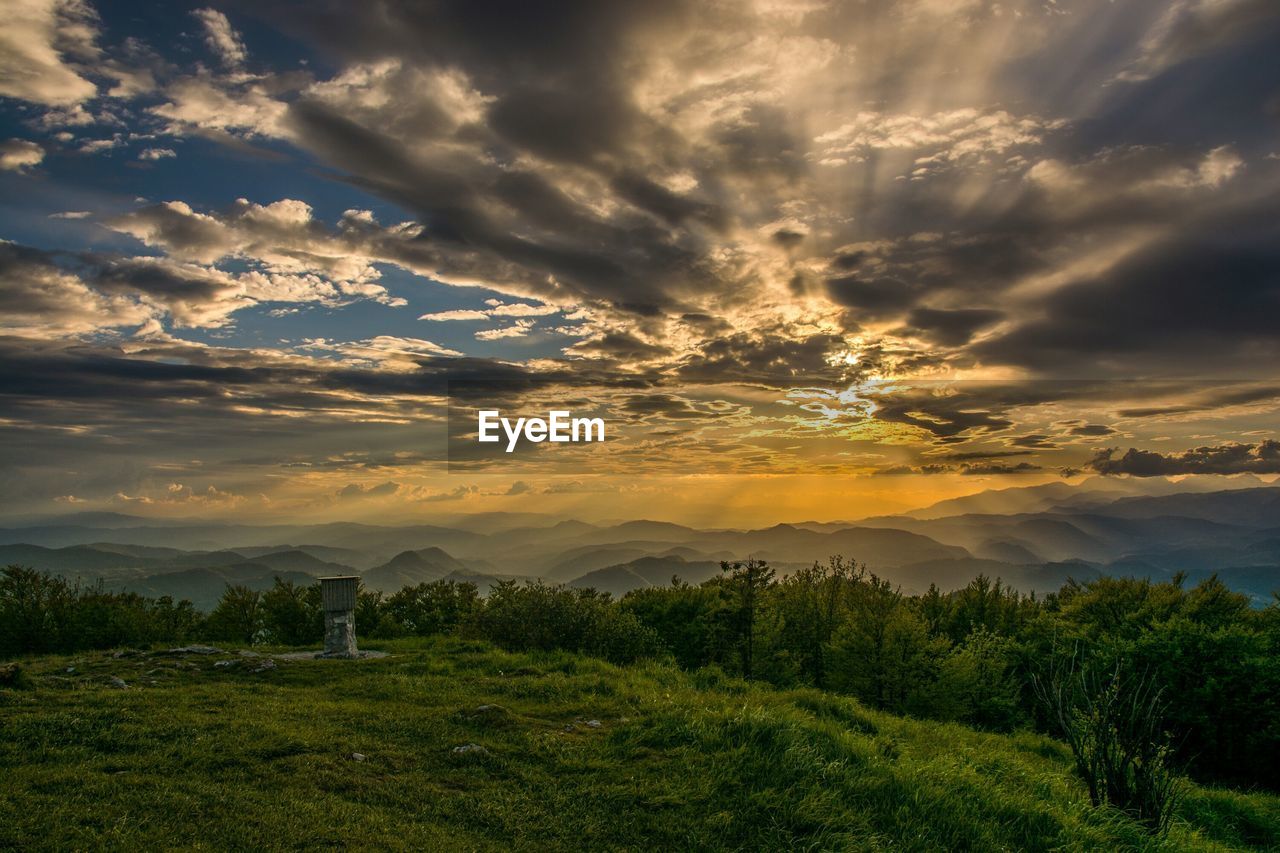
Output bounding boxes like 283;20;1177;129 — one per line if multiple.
1;0;1278;526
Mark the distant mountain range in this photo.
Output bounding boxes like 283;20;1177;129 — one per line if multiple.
1;481;1277;608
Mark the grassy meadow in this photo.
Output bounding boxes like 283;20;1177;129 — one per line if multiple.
2;637;1278;851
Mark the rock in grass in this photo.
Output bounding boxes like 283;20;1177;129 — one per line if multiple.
0;662;26;687
350;752;367;762
251;660;277;673
452;743;488;755
213;659;238;668
108;676;128;689
460;703;514;728
165;645;224;656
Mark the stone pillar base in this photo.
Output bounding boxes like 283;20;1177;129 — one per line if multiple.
322;610;358;658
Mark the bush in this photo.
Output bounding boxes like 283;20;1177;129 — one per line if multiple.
1;566;201;656
620;581;728;669
938;627;1023;731
1034;655;1184;834
473;581;663;664
205;584;262;644
259;579;323;645
383;580;481;636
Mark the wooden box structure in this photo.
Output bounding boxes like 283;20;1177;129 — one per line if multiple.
321;575;359;612
319;576;359;658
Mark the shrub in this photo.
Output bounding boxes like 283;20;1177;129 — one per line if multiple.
472;581;662;664
938;627;1023;731
259;579;323;645
620;581;728;669
383;580;481;636
1034;655;1184;834
205;584;262;644
1;566;202;656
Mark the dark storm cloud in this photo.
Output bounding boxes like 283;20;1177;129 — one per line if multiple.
832;378;1274;454
872;401;1014;441
206;0;733;321
934;450;1036;462
1088;440;1280;476
1115;385;1280;418
248;0;687;87
1007;434;1058;449
899;308;1005;347
0;335;623;416
620;393;719;422
610;171;725;230
1067;423;1117;437
676;331;847;386
960;461;1042;476
826;275;917;318
711;103;806;180
1118;0;1280;81
282;97;707;313
974;202;1280;375
488;86;636;165
568;332;674;363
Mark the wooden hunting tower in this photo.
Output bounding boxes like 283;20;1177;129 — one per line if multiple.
320;576;359;658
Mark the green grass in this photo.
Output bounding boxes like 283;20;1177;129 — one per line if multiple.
2;638;1277;851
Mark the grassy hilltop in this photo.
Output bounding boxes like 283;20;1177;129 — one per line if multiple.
2;638;1278;851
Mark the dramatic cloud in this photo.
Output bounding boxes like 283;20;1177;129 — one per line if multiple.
0;139;45;171
813;109;1056;173
192;8;247;68
0;0;99;106
2;0;1279;518
0;241;153;334
1088;441;1280;476
1118;0;1280;81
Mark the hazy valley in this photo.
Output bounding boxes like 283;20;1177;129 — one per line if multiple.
4;479;1278;611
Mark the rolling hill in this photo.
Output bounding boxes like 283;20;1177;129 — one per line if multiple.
361;547;473;593
115;566;319;611
3;481;1279;607
2;638;1275;850
566;555;723;598
0;543;150;574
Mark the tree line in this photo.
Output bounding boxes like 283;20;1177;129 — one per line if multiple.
3;558;1278;803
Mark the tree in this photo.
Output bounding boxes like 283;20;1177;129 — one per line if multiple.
206;584;262;644
472;580;661;664
774;556;861;688
383;580;480;636
0;567;72;655
938;627;1021;730
620;579;729;669
718;558;775;679
260;578;322;645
